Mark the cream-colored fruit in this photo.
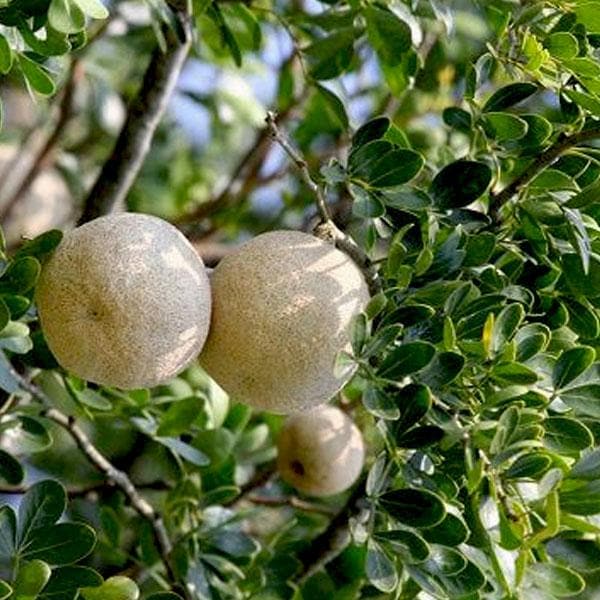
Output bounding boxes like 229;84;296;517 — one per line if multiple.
36;213;212;389
277;405;365;497
198;230;370;413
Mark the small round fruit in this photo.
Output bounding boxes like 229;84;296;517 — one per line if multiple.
36;213;212;389
199;230;370;413
277;405;365;497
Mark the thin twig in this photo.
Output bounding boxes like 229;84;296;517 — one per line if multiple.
265;111;381;293
0;480;172;496
247;493;337;516
0;60;84;224
10;373;186;596
488;124;600;220
78;3;193;224
296;478;367;584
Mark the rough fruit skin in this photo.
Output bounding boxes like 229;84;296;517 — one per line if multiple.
199;230;370;413
277;405;365;497
36;213;212;389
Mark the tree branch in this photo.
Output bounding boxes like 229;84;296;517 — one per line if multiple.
265;111;381;293
296;478;367;584
10;373;187;597
488;124;600;220
0;60;83;224
77;5;193;224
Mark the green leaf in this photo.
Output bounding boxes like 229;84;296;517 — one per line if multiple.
443;107;471;133
0;506;16;560
0;34;13;75
561;480;600;515
352;117;390;148
546;538;600;573
14;230;63;262
565;181;600;209
553;346;595;389
396;384;432;431
374;529;430;562
524;563;585;597
157;397;205;437
569;448;600;481
365;539;398;593
362;386;400;420
418;352;465;389
492;304;525;355
560;385;600;417
378;342;435;379
420;513;469;546
379;488;446;528
305;28;355;80
517;114;553;148
365;6;411;66
563;253;600;297
315;84;349;130
39;566;102;600
430;160;492;209
17;480;66;546
483;82;537;111
544;417;593;454
349;185;385;218
0;298;9;334
575;1;600;32
491;362;539;385
21;523;96;565
396;425;444;448
0;581;11;600
545;32;579;59
481;112;528;141
48;0;86;33
146;595;183;600
207;530;259;558
0;256;40;294
6;416;53;454
564;89;600;117
12;559;52;598
72;0;109;19
0;449;24;485
81;576;140;600
504;452;552;479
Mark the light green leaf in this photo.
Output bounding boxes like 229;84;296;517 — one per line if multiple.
0;34;12;75
81;576;140;600
72;0;108;19
12;559;52;598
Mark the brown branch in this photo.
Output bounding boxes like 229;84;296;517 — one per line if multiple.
489;124;600;220
77;4;193;224
296;478;367;584
0;480;172;496
0;60;83;224
265;111;381;293
247;493;337;516
9;372;188;598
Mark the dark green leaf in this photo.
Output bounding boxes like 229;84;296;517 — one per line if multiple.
546;538;600;573
378;342;435;379
0;449;24;485
0;34;12;74
420;513;468;546
504;452;552;479
374;529;430;562
21;523;96;565
305;28;355;80
379;488;446;527
544;417;593;454
561;480;600;515
418;352;465;388
147;594;183;600
39;566;102;600
349;185;385;218
362;386;400;420
365;6;411;66
562;253;600;297
553;347;595;389
18;480;66;546
157;397;205;437
396;384;432;431
443;107;471;133
483;82;538;112
0;256;40;294
315;84;349;130
430;160;492;209
396;425;444;448
14;230;63;263
492;303;524;354
352;117;390;148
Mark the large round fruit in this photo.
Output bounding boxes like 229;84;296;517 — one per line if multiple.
277;405;365;497
199;230;370;413
36;213;212;389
